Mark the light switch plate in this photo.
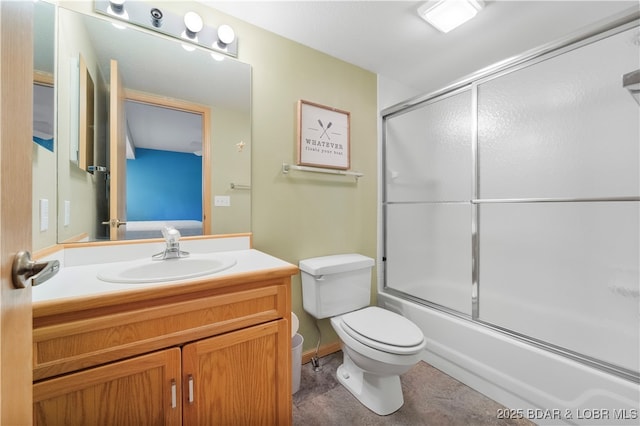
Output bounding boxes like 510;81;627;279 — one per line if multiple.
214;195;231;207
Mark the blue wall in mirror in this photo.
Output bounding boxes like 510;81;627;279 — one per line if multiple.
126;148;202;221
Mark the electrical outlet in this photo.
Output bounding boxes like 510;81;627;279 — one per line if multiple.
214;195;231;207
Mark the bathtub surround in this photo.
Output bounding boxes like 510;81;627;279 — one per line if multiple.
381;7;639;423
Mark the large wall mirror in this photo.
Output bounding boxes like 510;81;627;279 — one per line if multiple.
33;2;251;249
33;1;57;252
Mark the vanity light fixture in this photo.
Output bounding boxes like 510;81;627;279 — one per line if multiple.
108;0;129;20
417;0;484;33
183;11;204;40
94;0;239;57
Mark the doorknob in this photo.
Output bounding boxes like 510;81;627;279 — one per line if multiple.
101;219;127;227
12;251;60;289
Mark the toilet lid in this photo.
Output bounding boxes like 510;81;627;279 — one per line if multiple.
341;306;424;352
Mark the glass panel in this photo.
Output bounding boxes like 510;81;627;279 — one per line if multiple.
385;89;472;203
54;8;252;244
478;28;640;199
478;202;639;372
386;203;472;315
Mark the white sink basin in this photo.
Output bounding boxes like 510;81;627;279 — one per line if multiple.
97;255;237;283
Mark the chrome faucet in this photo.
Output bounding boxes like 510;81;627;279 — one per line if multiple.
153;226;190;260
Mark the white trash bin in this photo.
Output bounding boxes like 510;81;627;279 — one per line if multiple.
292;333;304;394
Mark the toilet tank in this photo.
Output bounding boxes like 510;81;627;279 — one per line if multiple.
299;254;375;319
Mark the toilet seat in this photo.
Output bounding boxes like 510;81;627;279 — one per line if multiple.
340;306;425;355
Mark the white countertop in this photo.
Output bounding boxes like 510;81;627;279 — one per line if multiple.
33;248;297;304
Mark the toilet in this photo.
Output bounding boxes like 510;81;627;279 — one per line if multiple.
299;254;426;415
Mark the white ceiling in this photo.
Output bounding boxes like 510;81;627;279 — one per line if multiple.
203;0;638;98
125;101;203;155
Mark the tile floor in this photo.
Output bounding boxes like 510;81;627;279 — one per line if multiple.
292;351;535;426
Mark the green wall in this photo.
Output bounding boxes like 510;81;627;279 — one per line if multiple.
56;1;379;353
204;7;379;352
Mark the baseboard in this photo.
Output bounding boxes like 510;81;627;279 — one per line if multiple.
302;341;341;364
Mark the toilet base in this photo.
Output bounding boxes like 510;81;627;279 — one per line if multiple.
335;351;404;416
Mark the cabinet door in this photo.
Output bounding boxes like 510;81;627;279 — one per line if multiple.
183;320;291;426
33;348;181;426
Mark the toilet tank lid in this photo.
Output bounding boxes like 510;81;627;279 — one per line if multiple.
299;254;374;275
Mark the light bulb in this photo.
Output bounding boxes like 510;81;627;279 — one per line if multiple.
184;12;203;38
217;24;235;46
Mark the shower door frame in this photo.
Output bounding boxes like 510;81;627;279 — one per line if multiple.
381;8;640;384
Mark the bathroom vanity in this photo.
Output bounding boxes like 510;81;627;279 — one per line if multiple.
31;235;297;425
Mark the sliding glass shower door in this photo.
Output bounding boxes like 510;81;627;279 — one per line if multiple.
382;21;639;380
475;26;639;374
384;89;473;316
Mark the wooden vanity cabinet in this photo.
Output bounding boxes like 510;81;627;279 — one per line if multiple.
182;319;290;425
32;271;296;426
33;348;182;426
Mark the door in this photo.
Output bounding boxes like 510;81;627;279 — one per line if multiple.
33;348;182;426
109;59;127;240
0;1;34;424
182;320;291;426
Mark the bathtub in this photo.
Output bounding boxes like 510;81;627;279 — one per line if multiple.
378;291;640;426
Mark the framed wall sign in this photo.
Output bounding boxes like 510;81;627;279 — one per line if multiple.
297;100;350;170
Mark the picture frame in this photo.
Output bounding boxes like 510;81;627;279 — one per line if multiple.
297;100;350;170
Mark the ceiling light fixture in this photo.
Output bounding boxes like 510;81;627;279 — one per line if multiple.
418;0;484;33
